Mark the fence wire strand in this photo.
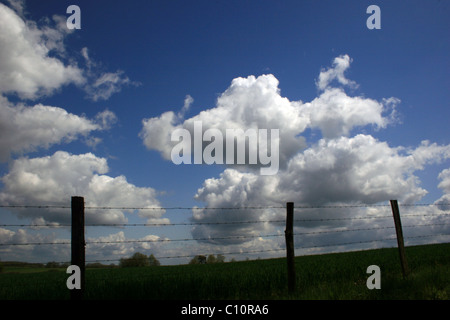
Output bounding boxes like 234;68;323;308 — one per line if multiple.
0;202;449;262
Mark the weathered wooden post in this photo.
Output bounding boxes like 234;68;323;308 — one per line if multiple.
390;200;409;278
285;202;296;293
71;196;85;299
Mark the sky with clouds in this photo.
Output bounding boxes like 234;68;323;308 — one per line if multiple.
0;0;449;265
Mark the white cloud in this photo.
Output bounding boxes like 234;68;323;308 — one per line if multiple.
437;169;450;194
281;135;450;205
141;56;400;172
316;54;358;91
139;54;449;246
85;231;168;262
0;3;84;99
94;109;118;130
303;88;399;138
192;136;450;209
0;151;167;225
85;70;132;101
435;168;450;209
191;169;280;245
0;228;168;264
140;111;181;161
80;47;140;101
0;227;70;262
0;96;116;161
0;3;137;102
137;54;450;250
5;0;25;17
141;74;309;169
0;1;166;264
178;94;193;119
189;135;450;246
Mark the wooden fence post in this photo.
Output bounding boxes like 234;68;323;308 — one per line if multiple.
71;196;85;299
390;199;409;278
285;202;296;293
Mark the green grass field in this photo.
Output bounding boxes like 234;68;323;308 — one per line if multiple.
0;243;449;300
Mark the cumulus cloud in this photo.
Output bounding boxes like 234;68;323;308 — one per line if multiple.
140;59;400;172
0;96;117;161
190;136;450;246
0;151;167;225
280;136;450;205
191;137;450;205
303;88;399;139
191;169;282;244
141;74;308;170
0;3;84;99
139;54;450;247
0;3;136;102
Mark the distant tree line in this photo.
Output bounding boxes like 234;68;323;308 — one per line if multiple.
119;252;160;267
118;253;232;267
189;254;227;264
45;261;70;268
0;253;238;271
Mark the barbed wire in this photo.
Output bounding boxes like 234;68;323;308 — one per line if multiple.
32;233;449;265
84;234;450;263
1;203;449;210
1;212;449;228
2;223;448;247
1;202;449;264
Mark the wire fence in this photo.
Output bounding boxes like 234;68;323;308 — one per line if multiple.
0;202;449;265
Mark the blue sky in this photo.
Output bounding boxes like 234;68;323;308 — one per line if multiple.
0;0;449;264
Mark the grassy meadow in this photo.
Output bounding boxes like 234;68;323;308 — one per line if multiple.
0;243;448;300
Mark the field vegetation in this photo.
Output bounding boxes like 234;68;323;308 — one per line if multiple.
0;243;448;300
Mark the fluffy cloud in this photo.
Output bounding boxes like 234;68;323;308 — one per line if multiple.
435;168;450;209
141;54;450;247
0;228;167;263
0;3;84;99
0;151;167;225
190;135;450;234
141;74;307;170
316;54;358;91
303;89;399;139
0;3;136;101
141;57;399;173
437;169;450;195
308;54;399;139
191;169;281;245
0;96;116;161
138;53;448;246
282;136;450;204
